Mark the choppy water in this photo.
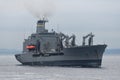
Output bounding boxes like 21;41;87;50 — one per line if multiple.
0;54;120;80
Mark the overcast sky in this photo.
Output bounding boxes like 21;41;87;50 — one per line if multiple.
0;0;120;50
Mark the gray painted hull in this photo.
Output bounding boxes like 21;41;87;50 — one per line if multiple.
15;45;107;67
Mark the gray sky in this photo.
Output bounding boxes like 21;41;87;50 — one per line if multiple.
0;0;120;50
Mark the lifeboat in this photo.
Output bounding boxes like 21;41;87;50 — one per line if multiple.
26;45;36;49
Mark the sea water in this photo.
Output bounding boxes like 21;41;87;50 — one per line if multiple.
0;54;120;80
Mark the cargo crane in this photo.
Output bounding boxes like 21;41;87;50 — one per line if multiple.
59;33;76;48
82;33;94;46
68;34;76;47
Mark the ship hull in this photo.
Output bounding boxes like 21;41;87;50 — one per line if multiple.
15;45;107;67
21;60;102;67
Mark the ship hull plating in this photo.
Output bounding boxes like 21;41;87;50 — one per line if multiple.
15;45;107;67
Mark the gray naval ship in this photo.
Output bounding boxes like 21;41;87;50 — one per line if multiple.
15;19;107;67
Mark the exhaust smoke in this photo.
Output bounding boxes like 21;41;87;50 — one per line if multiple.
24;0;55;19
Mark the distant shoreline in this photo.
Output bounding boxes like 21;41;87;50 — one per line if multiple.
105;49;120;55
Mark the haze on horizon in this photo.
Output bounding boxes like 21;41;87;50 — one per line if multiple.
0;0;120;50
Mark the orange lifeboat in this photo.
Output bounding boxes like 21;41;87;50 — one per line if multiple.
26;45;36;49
